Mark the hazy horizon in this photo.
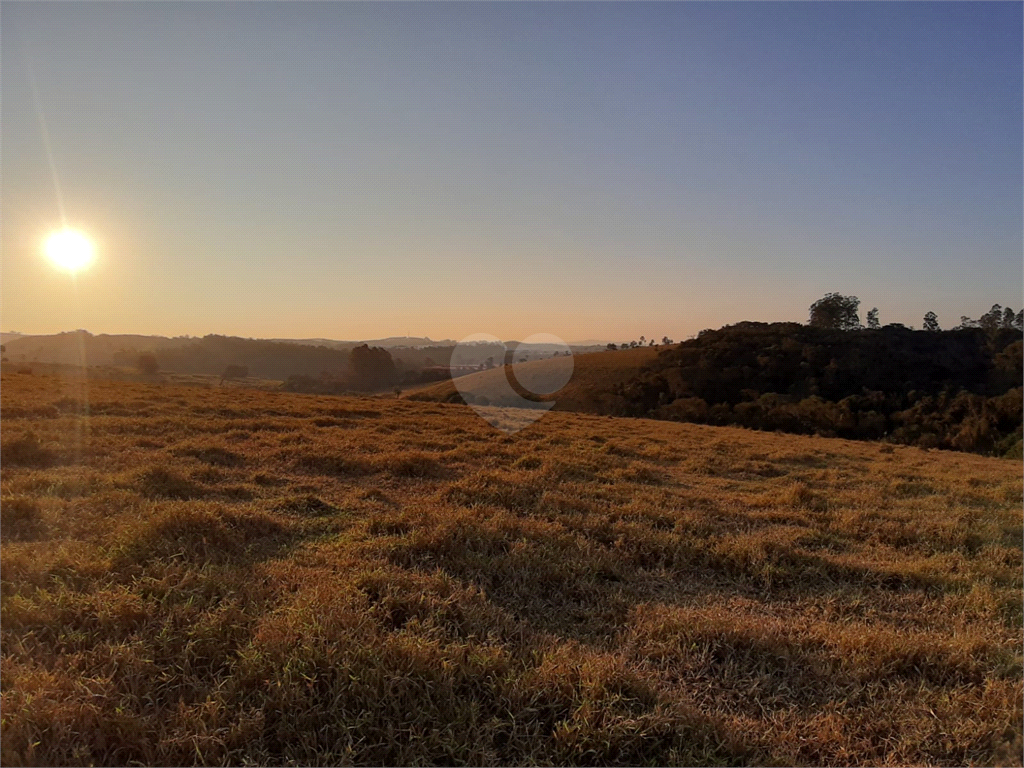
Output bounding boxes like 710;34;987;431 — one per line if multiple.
3;2;1021;341
0;327;618;346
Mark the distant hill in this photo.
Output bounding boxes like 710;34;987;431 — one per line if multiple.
613;322;1023;456
410;323;1024;456
3;332;351;380
3;331;190;366
407;345;661;412
152;335;352;380
268;336;457;350
3;330;611;372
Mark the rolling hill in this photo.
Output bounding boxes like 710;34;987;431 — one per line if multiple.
407;345;662;412
411;324;1024;457
1;372;1020;764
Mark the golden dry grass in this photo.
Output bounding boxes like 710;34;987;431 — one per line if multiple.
408;346;660;412
1;371;1021;766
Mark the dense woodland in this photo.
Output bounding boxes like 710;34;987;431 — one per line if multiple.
143;335;352;381
613;321;1023;456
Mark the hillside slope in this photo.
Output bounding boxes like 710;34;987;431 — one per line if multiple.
412;325;1024;456
617;323;1023;455
3;332;354;380
407;345;661;412
2;331;188;366
2;373;1021;765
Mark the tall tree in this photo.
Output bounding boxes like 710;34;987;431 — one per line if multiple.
808;293;861;330
349;344;397;391
922;311;940;332
1001;307;1016;329
978;304;1004;331
866;308;880;329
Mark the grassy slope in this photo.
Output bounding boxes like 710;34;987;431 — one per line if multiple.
407;346;660;412
1;372;1022;766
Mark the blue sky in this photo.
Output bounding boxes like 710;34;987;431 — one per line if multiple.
2;1;1021;341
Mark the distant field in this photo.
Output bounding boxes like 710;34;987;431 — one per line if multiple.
0;362;284;391
408;346;660;412
1;372;1021;766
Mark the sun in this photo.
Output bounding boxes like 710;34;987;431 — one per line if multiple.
44;228;95;273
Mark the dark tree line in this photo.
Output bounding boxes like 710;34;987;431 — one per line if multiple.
611;316;1023;457
116;335;352;380
806;293;1024;334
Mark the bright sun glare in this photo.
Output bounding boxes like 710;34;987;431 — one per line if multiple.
44;228;95;273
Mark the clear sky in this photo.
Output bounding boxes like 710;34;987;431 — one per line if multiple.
2;1;1021;342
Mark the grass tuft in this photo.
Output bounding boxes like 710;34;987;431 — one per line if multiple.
1;496;45;541
1;431;59;468
135;466;207;499
276;494;337;516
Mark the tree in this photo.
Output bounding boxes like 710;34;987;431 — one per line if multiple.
137;352;159;375
639;336;646;347
349;344;397;390
606;343;618;351
809;293;861;330
1015;310;1024;332
1002;307;1016;329
649;338;655;346
922;311;939;332
979;304;1004;331
957;316;978;330
866;308;880;329
661;336;672;345
221;364;249;380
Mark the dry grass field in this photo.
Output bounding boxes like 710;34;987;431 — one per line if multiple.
407;346;660;412
1;371;1021;766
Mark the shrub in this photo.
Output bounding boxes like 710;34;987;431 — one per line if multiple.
137;352;159;375
222;364;249;380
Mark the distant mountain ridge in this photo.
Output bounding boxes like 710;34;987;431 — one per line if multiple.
0;330;610;379
6;331;614;351
268;336;459;349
